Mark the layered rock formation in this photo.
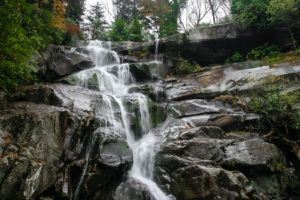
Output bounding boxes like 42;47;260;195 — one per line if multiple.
0;42;299;200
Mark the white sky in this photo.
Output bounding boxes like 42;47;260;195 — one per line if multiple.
85;0;114;23
85;0;229;30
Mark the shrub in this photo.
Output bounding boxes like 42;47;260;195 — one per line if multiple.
108;17;147;42
231;0;271;30
297;47;300;55
249;77;300;148
247;44;280;60
0;1;53;90
225;52;245;63
174;57;203;75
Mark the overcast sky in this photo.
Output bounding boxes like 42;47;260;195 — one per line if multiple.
85;0;228;30
85;0;114;23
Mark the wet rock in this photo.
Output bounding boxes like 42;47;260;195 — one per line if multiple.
182;113;261;132
68;133;133;200
114;178;156;200
221;137;286;173
128;82;165;102
166;65;300;101
169;165;251;200
129;62;168;81
14;84;104;114
155;117;287;199
0;103;85;200
39;45;95;81
100;133;132;168
123;95;167;140
168;99;228;118
155;150;254;200
0;91;8;110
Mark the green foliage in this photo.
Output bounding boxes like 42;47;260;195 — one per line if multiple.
85;2;108;40
231;0;271;30
113;0;139;23
66;0;85;24
225;52;245;63
250;77;300;135
0;0;66;90
128;47;150;59
174;57;203;75
128;18;145;42
108;18;146;42
247;44;280;60
267;0;298;25
297;47;300;55
108;18;129;41
225;44;281;64
159;0;186;37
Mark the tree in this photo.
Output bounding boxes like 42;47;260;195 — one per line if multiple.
180;0;230;30
139;0;186;37
232;0;300;50
0;0;54;90
128;17;145;41
66;0;85;24
109;18;130;41
86;2;108;40
52;0;66;30
108;17;146;42
181;0;210;30
113;0;140;23
267;0;299;50
231;0;271;30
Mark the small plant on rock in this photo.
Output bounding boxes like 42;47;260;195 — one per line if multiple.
174;57;203;75
249;77;300;160
225;52;245;63
247;44;280;60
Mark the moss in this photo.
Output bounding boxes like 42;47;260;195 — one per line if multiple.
250;175;284;200
263;51;300;65
63;75;81;86
226;131;251;138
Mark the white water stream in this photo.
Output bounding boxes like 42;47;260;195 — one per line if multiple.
73;41;171;200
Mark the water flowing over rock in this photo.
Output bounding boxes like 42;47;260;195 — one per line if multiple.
38;45;95;81
56;41;171;200
0;39;299;200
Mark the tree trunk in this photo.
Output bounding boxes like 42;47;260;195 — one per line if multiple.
288;26;297;52
207;0;216;24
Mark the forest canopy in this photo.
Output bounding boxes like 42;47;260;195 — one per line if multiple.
1;0;300;91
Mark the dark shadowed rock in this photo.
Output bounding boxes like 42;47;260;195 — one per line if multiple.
128;82;166;102
166;65;300;101
39;45;95;81
0;103;86;200
222;137;285;172
114;178;156;200
129;62;168;81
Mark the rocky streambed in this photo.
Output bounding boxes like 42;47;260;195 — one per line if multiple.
0;42;299;200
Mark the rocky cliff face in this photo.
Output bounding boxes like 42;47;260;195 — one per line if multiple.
0;43;299;200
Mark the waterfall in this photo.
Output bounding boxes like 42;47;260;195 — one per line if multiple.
73;40;172;200
155;39;160;61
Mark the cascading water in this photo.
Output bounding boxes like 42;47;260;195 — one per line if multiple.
155;39;160;61
73;40;172;200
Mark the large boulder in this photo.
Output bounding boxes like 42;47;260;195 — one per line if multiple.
0;84;135;200
222;137;286;173
123;95;167;140
128;82;166;102
67;132;132;200
154;117;288;200
166;64;300;101
113;178;156;200
129;62;168;81
0;103;87;200
39;45;95;81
